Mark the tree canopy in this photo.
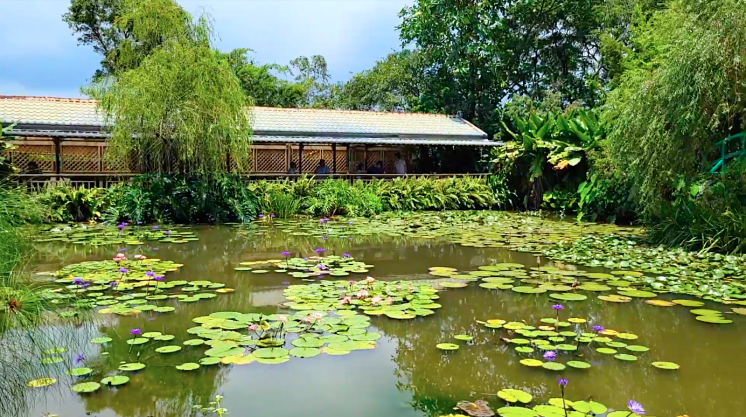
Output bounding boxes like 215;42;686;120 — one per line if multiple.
83;0;252;177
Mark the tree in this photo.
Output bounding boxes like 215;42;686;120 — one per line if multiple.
221;49;308;108
337;50;426;112
64;0;191;78
290;55;337;108
605;0;746;212
84;0;252;177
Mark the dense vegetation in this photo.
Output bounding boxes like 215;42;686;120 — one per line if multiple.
26;175;509;224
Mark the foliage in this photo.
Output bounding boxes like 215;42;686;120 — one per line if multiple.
605;0;746;214
105;175;258;223
304;180;383;217
398;0;606;135
84;0;252;177
493;108;604;210
0;123;17;177
338;50;427;112
34;183;109;222
367;176;497;212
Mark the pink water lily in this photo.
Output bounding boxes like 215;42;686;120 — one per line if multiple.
364;276;376;284
356;289;369;299
277;315;288;323
395;285;402;291
371;296;382;305
385;296;393;305
113;253;127;262
310;312;324;320
407;286;416;292
340;296;353;305
134;254;146;261
248;324;259;331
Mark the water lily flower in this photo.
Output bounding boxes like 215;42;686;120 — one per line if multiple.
371;296;382;305
317;264;327;270
340;296;352;305
364;277;376;284
270;214;276;218
130;328;141;336
117;223;126;230
356;289;369;299
557;378;568;387
342;253;351;258
154;276;163;281
543;351;557;361
311;312;324;320
119;268;129;274
348;222;354;225
164;230;171;236
109;281;118;288
592;325;605;333
248;324;258;331
277;315;288;323
628;400;645;415
395;285;402;291
349;280;355;286
72;277;84;285
258;213;264;218
134;254;146;261
117;247;127;252
314;247;325;254
145;270;154;277
552;304;564;310
407;286;416;292
385;296;393;305
74;354;85;364
319;218;329;224
152;225;159;230
282;251;290;257
83;282;91;288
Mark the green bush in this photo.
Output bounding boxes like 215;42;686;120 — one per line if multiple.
35;183;108;222
304;179;382;217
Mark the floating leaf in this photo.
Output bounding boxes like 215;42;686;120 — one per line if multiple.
645;299;675;307
572;401;607;415
255;357;290;365
101;375;129;386
126;338;149;345
695;315;732;324
566;360;591;369
118;363;145;372
614;354;638;361
155;345;182;354
252;347;289;359
541;362;566;371
40;356;64;365
90;337;113;344
497;389;532;404
519;359;543;367
454;335;473;341
176;363;200;371
456;400;494;417
652;361;680;370
27;378;56;388
598;295;632;303
672;299;704;307
290;347;321;358
596;348;617;354
549;293;587;301
436;343;460;351
496;407;538;417
66;367;93;376
625;345;649;352
71;382;100;393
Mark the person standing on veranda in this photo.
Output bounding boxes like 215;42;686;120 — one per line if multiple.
394;153;407;175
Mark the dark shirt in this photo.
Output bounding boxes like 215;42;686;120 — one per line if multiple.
368;166;383;174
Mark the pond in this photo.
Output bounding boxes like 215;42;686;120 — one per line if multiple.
21;213;746;417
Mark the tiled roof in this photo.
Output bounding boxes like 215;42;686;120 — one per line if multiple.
0;95;488;139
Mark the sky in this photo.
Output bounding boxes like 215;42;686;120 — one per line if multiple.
0;0;412;98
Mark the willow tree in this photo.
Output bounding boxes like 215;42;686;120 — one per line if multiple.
85;0;252;176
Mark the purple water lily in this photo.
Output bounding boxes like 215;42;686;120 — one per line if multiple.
543;351;557;361
154;275;163;281
320;218;329;224
317;264;327;270
117;223;126;230
74;354;85;364
119;268;129;274
314;248;325;254
282;251;290;257
137;220;142;225
270;214;276;218
117;247;127;252
145;270;154;277
348;221;354;225
82;282;91;288
552;304;564;310
164;230;171;236
592;325;605;333
109;281;118;288
258;213;264;218
130;328;141;336
152;225;159;230
557;378;568;387
342;253;351;258
72;277;84;285
627;400;645;415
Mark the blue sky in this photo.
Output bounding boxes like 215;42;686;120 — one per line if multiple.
0;0;411;98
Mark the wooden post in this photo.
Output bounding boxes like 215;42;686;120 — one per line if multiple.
53;138;61;176
346;144;351;183
298;143;304;174
332;143;337;174
226;152;231;173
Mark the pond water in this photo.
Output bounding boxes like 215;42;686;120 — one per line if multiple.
23;217;746;417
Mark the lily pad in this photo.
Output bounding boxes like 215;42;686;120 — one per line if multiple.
71;382;100;393
90;337;113;344
118;363;146;372
126;338;149;345
252;347;289;359
176;363;200;371
255;357;290;365
496;407;538;417
695;315;732;324
596;348;617;354
549;293;587;301
436;343;460;351
101;375;129;386
652;361;680;370
66;367;93;376
571;401;607;415
541;362;566;371
614;354;638;361
598;295;632;303
289;347;321;358
40;356;64;365
519;359;543;367
566;360;591;369
454;335;473;341
27;377;56;388
155;345;182;354
497;389;532;404
672;299;705;307
625;345;649;352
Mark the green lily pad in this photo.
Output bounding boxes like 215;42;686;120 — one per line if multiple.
498;388;532;403
454;334;473;341
614;354;638;361
42;347;67;355
672;299;704;307
572;401;607;415
596;348;617;354
126;338;149;345
541;362;566;371
252;348;289;359
566;360;591;369
436;343;460;351
496;407;538;417
617;290;657;298
625;345;649;352
690;309;722;315
71;382;100;393
176;363;200;371
512;286;546;294
183;339;205;346
101;375;129;386
199;357;222;366
695;315;732;324
289;347;321;358
516;347;535;353
291;337;324;348
40;356;64;365
255;357;290;365
90;337;113;344
652;361;680;370
549;293;587;301
141;332;162;338
118;363;146;371
155;345;182;354
66;367;93;376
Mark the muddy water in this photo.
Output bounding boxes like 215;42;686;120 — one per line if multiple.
24;224;746;417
